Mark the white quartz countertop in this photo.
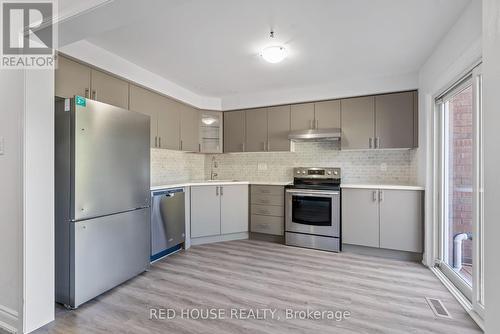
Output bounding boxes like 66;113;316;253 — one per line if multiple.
151;180;292;191
341;184;425;191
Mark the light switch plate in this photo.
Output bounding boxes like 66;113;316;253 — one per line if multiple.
257;162;267;171
0;136;4;155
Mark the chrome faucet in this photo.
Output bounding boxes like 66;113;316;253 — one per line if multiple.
210;156;218;180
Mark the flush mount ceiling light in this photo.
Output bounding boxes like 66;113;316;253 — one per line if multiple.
260;31;287;64
201;116;217;125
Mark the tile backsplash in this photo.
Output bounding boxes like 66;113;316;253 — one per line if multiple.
151;149;205;186
204;142;418;184
151;142;418;186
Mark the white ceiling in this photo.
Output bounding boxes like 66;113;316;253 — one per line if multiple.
65;0;470;99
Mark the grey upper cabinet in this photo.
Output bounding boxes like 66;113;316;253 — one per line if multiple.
180;104;200;152
375;91;415;149
341;96;375;150
224;111;246;152
245;108;268;152
314;100;341;129
129;84;160;148
158;97;181;150
190;186;221;238
379;190;423;253
55;56;91;98
267;105;291;151
291;103;315;131
90;69;129;109
342;188;380;247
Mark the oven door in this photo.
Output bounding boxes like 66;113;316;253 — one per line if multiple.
285;189;340;237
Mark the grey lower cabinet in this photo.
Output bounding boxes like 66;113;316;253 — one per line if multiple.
379;189;423;252
341;96;375;150
250;185;284;236
342;188;423;253
190;185;249;239
224;110;246;152
342;188;380;247
245;108;268;152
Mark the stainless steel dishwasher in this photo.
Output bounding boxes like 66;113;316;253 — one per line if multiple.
151;188;185;261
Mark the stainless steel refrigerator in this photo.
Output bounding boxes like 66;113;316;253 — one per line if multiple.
55;96;151;308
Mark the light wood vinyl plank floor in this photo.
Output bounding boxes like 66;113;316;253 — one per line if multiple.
35;240;482;334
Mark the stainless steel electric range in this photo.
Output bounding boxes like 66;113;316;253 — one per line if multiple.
285;167;341;252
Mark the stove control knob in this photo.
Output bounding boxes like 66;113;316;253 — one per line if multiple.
296;170;301;174
334;171;339;175
327;171;332;175
302;170;306;174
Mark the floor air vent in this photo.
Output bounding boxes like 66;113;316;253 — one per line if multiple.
425;297;452;319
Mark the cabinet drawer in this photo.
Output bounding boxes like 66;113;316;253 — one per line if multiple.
251;193;284;206
250;215;284;235
251;205;284;217
251;185;284;196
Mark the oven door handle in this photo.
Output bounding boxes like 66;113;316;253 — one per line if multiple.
286;189;340;196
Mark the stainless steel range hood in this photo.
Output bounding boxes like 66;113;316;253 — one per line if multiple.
288;128;341;142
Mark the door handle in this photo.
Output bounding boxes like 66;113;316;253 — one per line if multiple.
379;190;384;202
372;190;378;202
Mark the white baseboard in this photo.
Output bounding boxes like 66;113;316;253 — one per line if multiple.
430;267;484;331
190;232;248;246
0;304;18;334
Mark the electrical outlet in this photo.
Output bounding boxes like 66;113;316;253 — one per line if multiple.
0;136;4;155
380;163;387;172
257;162;267;171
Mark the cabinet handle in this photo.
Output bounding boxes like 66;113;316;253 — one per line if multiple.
198;143;201;152
315;119;319;129
84;88;89;98
372;190;378;202
379;190;384;202
155;136;158;148
216;186;219;196
158;137;161;147
375;137;380;149
263;142;266;151
267;141;270;151
242;143;246;152
91;90;96;100
309;120;313;129
220;186;224;196
180;140;183;150
369;137;373;149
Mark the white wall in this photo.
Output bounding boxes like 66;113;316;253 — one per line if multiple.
23;70;55;333
60;40;222;111
483;0;500;332
417;0;482;266
0;71;24;333
221;71;418;110
0;69;55;334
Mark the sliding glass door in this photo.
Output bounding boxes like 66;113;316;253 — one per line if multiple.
436;65;484;316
